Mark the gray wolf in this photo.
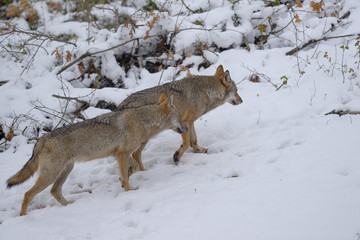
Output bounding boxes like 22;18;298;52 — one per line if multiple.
7;93;187;215
117;65;243;163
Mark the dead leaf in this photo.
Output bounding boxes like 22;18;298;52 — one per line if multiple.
51;49;61;61
186;48;191;58
147;20;153;29
6;4;20;18
296;0;303;8
144;31;149;40
65;51;72;62
167;51;174;58
250;75;260;83
27;8;38;24
6;129;14;142
20;0;31;12
310;1;324;13
179;65;188;71
78;62;85;74
47;1;62;13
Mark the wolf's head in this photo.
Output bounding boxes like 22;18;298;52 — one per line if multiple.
157;93;188;134
215;65;243;105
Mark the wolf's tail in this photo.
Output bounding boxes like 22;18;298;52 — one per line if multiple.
6;141;42;189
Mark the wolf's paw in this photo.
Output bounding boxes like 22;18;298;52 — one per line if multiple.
123;185;138;191
173;151;180;164
120;181;138;191
193;146;208;153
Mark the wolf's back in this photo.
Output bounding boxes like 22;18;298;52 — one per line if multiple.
117;75;210;111
117;84;169;111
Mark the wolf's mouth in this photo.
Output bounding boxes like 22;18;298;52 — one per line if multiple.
231;98;243;105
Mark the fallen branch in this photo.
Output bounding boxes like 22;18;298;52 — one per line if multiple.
1;25;77;46
286;34;359;56
51;93;92;120
0;80;9;86
57;34;160;75
339;11;351;20
325;109;360;116
51;94;88;105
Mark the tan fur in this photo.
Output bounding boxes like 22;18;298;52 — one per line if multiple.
214;64;225;79
6;151;39;188
117;65;243;164
157;92;169;104
6;94;187;216
159;94;173;117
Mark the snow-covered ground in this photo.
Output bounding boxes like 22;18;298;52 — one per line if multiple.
1;0;360;239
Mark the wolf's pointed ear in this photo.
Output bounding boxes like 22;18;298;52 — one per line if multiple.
157;92;168;104
221;70;232;88
214;65;225;78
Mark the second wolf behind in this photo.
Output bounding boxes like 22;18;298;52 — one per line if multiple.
7;93;187;216
118;65;243;164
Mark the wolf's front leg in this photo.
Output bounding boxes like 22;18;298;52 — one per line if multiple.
189;122;208;153
116;152;132;191
173;125;191;164
132;141;148;171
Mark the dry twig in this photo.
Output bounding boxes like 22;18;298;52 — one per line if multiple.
286;34;358;56
325;110;360;117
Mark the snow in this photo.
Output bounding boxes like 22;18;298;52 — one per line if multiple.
1;0;360;239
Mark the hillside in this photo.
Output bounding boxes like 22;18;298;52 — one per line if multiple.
1;0;360;239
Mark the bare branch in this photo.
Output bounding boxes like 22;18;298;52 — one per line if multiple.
1;25;77;46
21;39;46;76
180;0;197;13
286;34;359;56
51;94;88;105
325;110;360;117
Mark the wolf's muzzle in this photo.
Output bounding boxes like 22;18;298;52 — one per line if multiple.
231;94;243;105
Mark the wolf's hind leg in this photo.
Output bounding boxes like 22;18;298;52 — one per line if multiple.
189;122;208;154
51;162;74;206
20;169;59;216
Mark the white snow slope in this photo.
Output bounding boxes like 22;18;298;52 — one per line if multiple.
1;1;360;240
